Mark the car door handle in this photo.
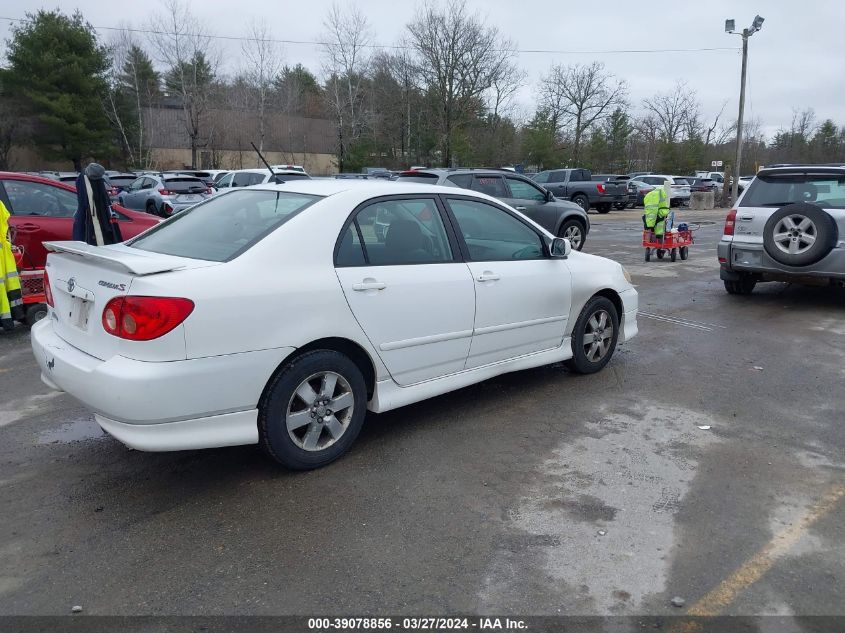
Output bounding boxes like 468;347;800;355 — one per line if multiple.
514;206;526;211
739;215;754;221
13;223;40;232
475;272;500;282
352;280;387;291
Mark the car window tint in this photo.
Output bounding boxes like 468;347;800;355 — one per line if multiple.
532;172;549;184
3;180;78;218
447;174;473;188
470;176;507;198
446;198;544;262
550;171;566;183
232;172;266;187
335;224;366;266
346;198;453;266
506;177;546;201
216;173;234;188
129;190;320;261
163;178;207;192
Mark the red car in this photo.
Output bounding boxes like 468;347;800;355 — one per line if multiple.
1;172;159;269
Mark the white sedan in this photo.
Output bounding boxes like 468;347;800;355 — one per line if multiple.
31;181;638;469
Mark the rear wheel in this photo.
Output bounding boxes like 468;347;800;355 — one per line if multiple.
565;296;620;374
596;203;611;214
558;219;586;251
572;194;590;212
724;276;757;295
145;201;158;216
259;350;367;470
25;304;48;327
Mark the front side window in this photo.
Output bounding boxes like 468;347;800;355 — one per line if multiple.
470;175;508;198
129;190;320;261
446;198;544;262
337;198;453;266
3;180;78;217
216;173;234;189
506;177;546;201
232;172;266;187
532;171;549;184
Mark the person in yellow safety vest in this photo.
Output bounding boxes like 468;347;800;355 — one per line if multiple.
1;200;24;331
643;182;672;237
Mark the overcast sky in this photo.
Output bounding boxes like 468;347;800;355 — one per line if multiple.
2;0;844;140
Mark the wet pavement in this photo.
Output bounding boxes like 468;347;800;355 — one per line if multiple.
0;206;843;622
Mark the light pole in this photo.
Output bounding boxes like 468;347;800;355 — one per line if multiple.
725;15;764;205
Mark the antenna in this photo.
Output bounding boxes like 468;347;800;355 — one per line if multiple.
250;142;283;184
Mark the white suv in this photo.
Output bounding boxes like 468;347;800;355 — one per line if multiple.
718;165;845;294
638;175;691;207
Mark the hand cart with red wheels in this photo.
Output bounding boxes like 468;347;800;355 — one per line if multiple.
642;225;695;262
11;246;48;327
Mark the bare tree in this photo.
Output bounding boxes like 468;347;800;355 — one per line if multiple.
407;0;516;167
242;19;284;162
703;100;729;147
539;62;627;163
148;0;218;168
320;3;371;172
643;80;698;143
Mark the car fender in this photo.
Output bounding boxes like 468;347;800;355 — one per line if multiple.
563;251;633;334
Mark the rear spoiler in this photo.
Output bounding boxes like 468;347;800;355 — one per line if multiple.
43;241;187;276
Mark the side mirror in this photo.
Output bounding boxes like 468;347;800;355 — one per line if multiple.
545;190;555;202
550;237;571;258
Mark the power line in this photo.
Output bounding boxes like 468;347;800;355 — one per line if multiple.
0;16;740;55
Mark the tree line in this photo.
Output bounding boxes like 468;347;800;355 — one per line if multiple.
1;0;844;173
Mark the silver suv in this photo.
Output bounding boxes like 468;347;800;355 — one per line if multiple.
718;165;845;294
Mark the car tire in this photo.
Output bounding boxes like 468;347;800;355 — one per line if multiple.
762;203;837;267
145;201;158;216
596;203;611;214
258;350;367;470
724;276;756;295
572;194;590;212
25;303;48;327
564;296;620;375
558;219;586;251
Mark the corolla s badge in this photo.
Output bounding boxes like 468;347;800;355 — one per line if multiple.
67;278;75;293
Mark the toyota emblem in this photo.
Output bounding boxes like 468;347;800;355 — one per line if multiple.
67;277;75;293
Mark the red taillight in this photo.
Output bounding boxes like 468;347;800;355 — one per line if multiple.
158;188;173;196
724;209;737;236
107;187;118;196
596;183;606;194
44;269;54;307
102;296;194;341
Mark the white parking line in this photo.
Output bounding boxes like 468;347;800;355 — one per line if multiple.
639;312;726;332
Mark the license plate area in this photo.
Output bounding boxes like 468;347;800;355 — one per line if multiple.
68;296;93;331
733;249;762;266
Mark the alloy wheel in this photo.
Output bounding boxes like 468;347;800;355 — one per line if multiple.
773;215;817;255
286;371;355;451
583;309;614;362
563;225;583;249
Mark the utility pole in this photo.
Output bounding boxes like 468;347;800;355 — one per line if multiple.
725;15;764;206
732;31;748;206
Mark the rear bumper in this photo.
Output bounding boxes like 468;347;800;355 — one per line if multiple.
718;240;845;280
31;319;293;447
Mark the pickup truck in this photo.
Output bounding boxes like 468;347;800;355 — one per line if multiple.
531;168;626;213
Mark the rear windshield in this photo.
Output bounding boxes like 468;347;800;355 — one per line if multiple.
274;173;311;181
740;172;845;209
128;190;321;261
108;176;136;186
396;173;439;184
672;179;689;185
163;178;207;192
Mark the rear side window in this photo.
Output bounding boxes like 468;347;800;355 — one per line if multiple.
446;174;473;188
740;173;845;209
232;172;266;187
129;190;320;261
470;175;507;198
532;172;549;184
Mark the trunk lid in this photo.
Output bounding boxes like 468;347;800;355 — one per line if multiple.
44;241;211;361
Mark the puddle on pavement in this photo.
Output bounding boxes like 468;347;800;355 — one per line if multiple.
37;416;106;445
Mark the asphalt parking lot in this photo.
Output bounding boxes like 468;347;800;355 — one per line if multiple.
1;206;843;623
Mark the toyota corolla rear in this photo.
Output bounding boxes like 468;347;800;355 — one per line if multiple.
30;189;321;451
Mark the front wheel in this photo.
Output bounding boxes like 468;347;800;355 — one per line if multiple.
565;296;620;374
558;219;586;251
259;350;367;470
596;203;611;214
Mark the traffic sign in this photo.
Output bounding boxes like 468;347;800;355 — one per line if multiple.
711;160;723;167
